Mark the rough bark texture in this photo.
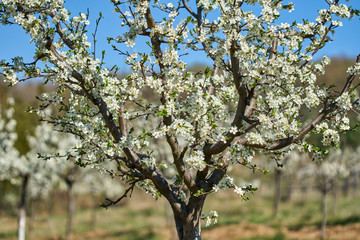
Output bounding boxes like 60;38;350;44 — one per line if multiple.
173;196;206;240
174;214;202;240
18;175;29;240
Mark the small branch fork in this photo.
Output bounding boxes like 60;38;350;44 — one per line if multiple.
141;2;197;197
101;182;136;209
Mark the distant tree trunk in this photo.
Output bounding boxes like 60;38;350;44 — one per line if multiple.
28;197;34;233
173;195;206;240
321;188;328;240
28;196;41;234
342;176;350;197
91;193;97;229
47;191;57;240
273;168;282;217
353;170;359;195
18;175;29;240
65;180;75;240
331;184;337;216
282;174;293;202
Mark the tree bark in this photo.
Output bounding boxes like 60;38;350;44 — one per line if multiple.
174;213;202;240
18;175;29;240
66;181;75;240
173;196;205;240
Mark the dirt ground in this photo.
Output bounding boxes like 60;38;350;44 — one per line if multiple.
201;222;360;240
68;222;360;240
3;217;360;240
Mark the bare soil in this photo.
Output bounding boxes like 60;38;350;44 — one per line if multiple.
202;222;360;240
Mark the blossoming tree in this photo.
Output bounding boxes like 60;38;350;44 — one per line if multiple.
0;99;57;240
312;149;350;240
1;0;360;239
0;98;26;240
31;120;123;240
27;120;79;240
293;148;358;239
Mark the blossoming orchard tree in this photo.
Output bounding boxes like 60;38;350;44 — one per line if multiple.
293;148;358;239
0;98;27;240
1;0;360;239
0;99;58;240
28;120;79;240
32;120;123;240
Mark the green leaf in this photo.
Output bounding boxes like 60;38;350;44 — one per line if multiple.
204;66;212;78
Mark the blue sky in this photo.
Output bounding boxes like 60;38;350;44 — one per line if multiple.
0;0;359;72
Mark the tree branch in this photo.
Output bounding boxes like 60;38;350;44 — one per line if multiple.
144;4;196;193
101;183;136;209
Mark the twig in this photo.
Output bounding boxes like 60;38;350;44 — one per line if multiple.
101;183;136;209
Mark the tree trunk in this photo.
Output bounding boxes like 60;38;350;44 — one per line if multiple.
273;168;282;217
66;181;75;240
173;196;205;240
174;213;202;240
321;189;328;240
47;192;57;240
354;170;359;195
91;193;97;229
18;175;29;240
28;197;34;233
28;196;38;234
342;176;350;197
281;174;293;202
331;184;337;216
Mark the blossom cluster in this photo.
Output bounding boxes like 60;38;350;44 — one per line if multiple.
185;150;206;171
0;98;20;181
202;210;218;227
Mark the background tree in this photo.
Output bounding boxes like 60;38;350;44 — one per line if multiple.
0;98;26;240
74;166;124;230
296;148;357;240
30;120;123;240
1;1;360;239
0;99;57;240
27;120;78;240
259;149;304;218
